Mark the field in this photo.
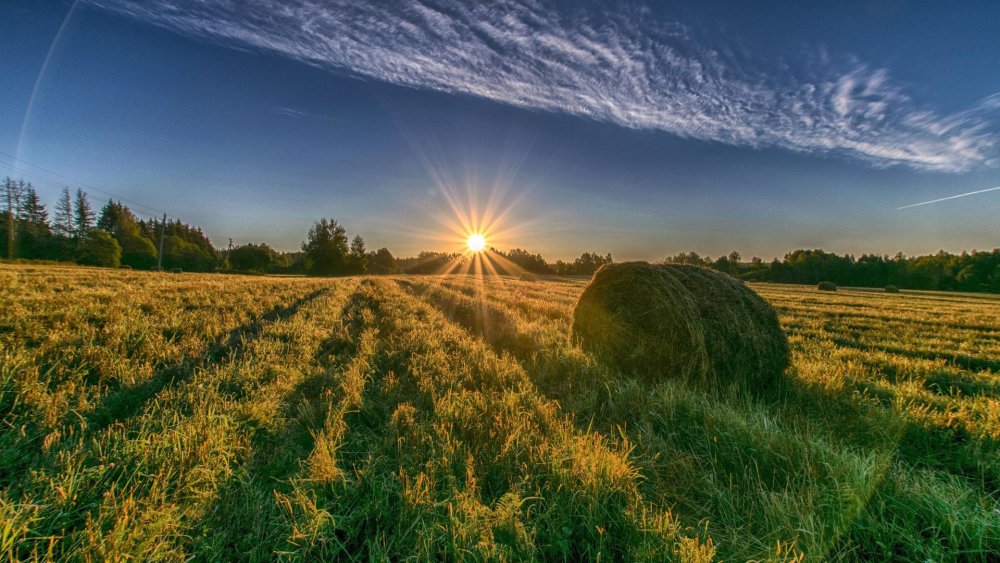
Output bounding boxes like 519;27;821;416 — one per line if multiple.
1;264;998;561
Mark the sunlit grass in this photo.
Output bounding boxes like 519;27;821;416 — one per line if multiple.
1;264;997;561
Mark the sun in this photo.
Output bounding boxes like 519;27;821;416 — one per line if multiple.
466;233;486;253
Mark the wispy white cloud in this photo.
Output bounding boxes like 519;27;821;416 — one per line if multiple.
86;0;999;172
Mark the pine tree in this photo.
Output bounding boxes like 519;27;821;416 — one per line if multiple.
19;186;49;236
14;185;51;259
74;188;95;238
53;187;74;237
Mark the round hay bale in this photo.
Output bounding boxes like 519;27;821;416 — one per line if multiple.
519;272;537;282
170;268;183;274
817;281;837;291
884;285;900;293
572;262;788;388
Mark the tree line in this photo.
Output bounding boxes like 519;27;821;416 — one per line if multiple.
0;177;618;278
666;249;1000;293
0;178;399;275
2;178;219;271
4;177;998;292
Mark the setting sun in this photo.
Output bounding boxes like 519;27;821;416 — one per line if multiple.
466;233;486;253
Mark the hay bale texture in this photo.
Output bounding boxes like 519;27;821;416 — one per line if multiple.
572;262;789;388
817;281;837;291
519;272;537;282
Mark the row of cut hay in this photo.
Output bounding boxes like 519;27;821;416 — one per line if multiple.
439;278;572;321
418;268;1000;560
396;280;524;348
819;282;901;293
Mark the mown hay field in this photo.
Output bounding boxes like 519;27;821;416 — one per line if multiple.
1;264;998;561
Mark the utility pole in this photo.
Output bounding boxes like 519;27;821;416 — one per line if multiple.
5;188;14;260
156;213;167;270
3;178;20;260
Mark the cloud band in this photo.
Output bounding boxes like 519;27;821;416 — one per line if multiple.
86;0;998;172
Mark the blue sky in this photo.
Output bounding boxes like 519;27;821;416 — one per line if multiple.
1;0;998;260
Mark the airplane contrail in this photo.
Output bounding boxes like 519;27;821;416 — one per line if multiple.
897;185;1000;210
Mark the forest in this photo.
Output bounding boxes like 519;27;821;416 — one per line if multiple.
3;177;998;292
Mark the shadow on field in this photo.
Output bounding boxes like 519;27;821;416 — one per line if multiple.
196;284;402;560
0;287;333;491
851;354;1000;399
383;280;1000;559
797;308;1000;334
831;336;1000;373
86;288;330;432
396;279;539;358
783;371;1000;497
896;420;1000;493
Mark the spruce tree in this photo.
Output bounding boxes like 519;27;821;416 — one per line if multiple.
73;188;95;238
20;186;48;230
53;188;74;237
15;186;51;259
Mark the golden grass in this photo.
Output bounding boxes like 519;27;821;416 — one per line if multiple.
1;264;997;561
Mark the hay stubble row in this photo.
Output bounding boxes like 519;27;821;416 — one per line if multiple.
0;264;997;561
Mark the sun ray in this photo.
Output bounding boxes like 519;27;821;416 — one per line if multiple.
392;128;549;278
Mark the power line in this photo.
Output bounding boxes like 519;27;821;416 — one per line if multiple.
0;150;170;217
0;151;257;248
0;162;165;223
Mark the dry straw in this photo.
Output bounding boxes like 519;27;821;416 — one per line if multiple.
572;262;789;389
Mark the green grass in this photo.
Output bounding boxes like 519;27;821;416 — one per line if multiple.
1;264;997;561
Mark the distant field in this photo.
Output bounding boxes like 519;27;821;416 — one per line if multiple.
1;264;998;561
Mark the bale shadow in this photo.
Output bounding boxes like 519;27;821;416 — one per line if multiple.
407;280;996;494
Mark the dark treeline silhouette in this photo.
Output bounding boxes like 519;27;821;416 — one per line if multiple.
4;177;997;292
554;252;613;275
397;251;455;274
0;178;618;279
395;248;561;275
666;248;1000;293
495;248;552;274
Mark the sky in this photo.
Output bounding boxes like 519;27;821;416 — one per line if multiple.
1;0;999;260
